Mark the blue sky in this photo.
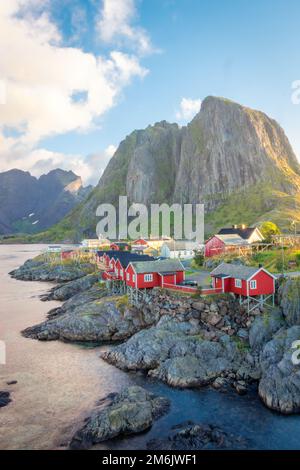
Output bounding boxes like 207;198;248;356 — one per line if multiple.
1;0;300;184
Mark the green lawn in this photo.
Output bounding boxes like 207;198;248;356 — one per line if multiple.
203;248;300;274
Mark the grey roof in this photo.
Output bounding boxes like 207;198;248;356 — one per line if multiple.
218;227;262;240
215;234;249;246
210;262;262;280
130;259;185;274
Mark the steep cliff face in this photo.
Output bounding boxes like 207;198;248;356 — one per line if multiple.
175;97;300;208
37;96;300;241
125;121;181;204
0;169;92;234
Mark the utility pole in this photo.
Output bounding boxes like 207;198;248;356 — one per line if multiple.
281;239;285;276
291;219;297;237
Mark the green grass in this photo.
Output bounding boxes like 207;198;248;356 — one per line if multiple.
205;181;300;238
206;247;300;274
115;295;129;313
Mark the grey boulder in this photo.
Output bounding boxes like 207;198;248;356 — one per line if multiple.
69;386;170;449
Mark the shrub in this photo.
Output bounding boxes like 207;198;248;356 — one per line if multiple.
115;295;129;313
259;221;280;242
193;251;204;267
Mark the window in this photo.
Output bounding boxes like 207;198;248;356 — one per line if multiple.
250;280;257;290
133;274;136;283
235;279;242;288
126;272;130;281
144;274;153;282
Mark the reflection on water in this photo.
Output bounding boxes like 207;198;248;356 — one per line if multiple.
0;245;300;450
0;245;134;450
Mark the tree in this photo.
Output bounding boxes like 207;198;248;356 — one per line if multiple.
259;221;280;242
193;250;204;267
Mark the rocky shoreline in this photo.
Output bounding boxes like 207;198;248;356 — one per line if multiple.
10;255;300;449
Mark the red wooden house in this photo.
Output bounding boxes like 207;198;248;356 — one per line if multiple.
132;238;148;246
101;252;155;280
205;234;249;257
125;259;185;289
110;242;130;251
61;249;76;260
114;254;154;280
210;263;276;307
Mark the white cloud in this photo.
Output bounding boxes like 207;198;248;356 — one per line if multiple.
176;97;202;122
0;0;149;183
84;144;117;185
0;144;117;186
97;0;153;55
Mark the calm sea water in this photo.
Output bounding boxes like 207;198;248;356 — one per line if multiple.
0;244;300;450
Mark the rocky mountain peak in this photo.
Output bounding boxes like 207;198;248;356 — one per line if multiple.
0;168;92;235
26;97;300;241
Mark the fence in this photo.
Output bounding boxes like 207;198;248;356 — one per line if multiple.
163;283;222;295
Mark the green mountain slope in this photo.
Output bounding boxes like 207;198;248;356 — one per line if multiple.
28;96;300;242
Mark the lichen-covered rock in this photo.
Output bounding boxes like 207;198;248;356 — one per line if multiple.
278;278;300;326
147;421;248;450
258;326;300;414
10;258;94;282
40;274;99;301
46;284;108;319
102;316;247;388
69;386;170;449
22;295;161;342
249;308;285;351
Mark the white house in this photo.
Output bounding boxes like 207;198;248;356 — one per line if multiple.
217;226;264;244
160;241;199;259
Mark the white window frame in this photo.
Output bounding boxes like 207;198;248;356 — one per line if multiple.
250;280;257;290
133;274;136;283
126;272;130;281
144;273;153;282
235;278;242;288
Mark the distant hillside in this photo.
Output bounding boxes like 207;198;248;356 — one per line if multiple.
31;96;300;242
0;169;92;235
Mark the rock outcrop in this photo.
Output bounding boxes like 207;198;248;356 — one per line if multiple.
248;309;285;351
10;258;94;282
40;274;99;301
258;326;300;414
101;315;258;389
278;277;300;326
22;293;161;342
69;386;170;449
147;421;248;450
